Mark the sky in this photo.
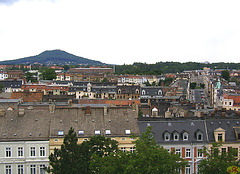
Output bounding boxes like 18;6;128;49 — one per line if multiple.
1;0;240;65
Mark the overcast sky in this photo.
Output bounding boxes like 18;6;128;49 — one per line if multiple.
0;0;240;65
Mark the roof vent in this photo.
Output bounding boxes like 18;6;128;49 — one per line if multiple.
108;119;111;122
14;134;16;136
168;123;172;126
219;122;222;125
92;119;94;122
35;118;38;121
210;122;213;125
227;121;230;125
60;120;62;123
10;118;13;121
3;133;6;136
29;133;32;136
18;109;25;116
75;120;78;122
127;119;129;122
237;122;239;125
39;133;41;136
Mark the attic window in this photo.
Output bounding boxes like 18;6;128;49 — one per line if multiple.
95;130;100;135
183;132;189;141
105;130;111;135
58;131;64;136
196;131;203;141
125;130;131;135
173;132;179;141
164;132;170;141
78;130;84;135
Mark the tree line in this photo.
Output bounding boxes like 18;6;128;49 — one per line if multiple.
115;62;240;75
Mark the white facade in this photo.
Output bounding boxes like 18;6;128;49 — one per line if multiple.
0;72;8;80
0;141;49;174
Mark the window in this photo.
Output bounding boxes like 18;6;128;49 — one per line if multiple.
58;131;64;136
125;130;131;135
164;132;170;141
173;132;179;141
18;165;23;174
6;165;11;174
197;149;203;158
183;132;188;141
120;147;126;152
18;147;23;157
30;147;36;156
175;149;181;157
78;130;84;135
105;130;111;135
185;165;191;174
197;132;203;141
186;149;191;158
229;102;232;105
30;165;36;174
218;134;223;141
95;130;100;135
222;148;226;154
40;165;45;174
130;147;135;153
6;147;11;157
40;147;45;156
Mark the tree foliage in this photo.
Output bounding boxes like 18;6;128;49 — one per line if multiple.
47;128;118;174
198;142;239;174
90;126;186;174
42;68;56;80
221;70;230;81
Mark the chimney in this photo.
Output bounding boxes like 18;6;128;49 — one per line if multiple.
85;106;91;115
18;109;25;116
104;106;108;116
222;112;226;117
214;108;218;112
165;108;172;118
68;99;73;107
0;109;6;117
49;104;55;113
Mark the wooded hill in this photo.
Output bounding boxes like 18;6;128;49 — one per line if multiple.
0;50;104;65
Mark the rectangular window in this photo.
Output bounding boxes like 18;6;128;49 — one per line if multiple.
175;149;181;157
40;165;45;174
18;147;23;157
58;131;64;136
130;147;135;153
30;147;36;157
105;130;111;135
120;147;126;152
40;147;45;156
18;165;23;174
6;165;11;174
125;130;131;135
222;148;226;154
95;130;100;135
6;147;11;157
218;134;223;141
186;149;191;158
197;149;203;158
185;165;191;174
30;165;36;174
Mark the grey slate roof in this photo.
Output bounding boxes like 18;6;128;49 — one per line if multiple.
138;119;208;144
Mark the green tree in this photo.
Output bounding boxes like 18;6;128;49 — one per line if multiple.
102;78;108;83
0;82;4;93
221;70;230;81
47;128;118;174
190;82;197;89
198;142;239;174
200;83;205;89
63;65;70;71
144;80;151;86
91;126;186;174
42;68;56;80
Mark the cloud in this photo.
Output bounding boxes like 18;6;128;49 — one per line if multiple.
0;0;19;5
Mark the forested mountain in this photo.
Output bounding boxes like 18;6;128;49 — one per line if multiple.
0;50;104;65
116;62;240;75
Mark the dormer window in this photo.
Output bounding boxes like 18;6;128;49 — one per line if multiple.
95;130;100;135
142;90;145;95
78;130;84;135
164;132;170;141
158;90;162;95
58;130;64;136
196;131;203;141
214;127;226;142
183;132;189;141
173;132;179;141
125;130;131;135
105;130;111;135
